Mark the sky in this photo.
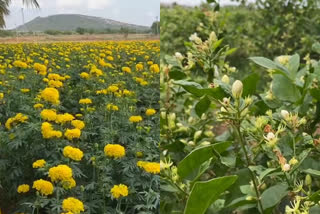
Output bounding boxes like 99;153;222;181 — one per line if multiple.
4;0;160;29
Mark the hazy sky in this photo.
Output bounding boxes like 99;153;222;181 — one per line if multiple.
4;0;160;29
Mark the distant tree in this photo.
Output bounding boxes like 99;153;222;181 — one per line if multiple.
151;21;160;35
120;27;129;38
76;27;86;35
0;0;39;28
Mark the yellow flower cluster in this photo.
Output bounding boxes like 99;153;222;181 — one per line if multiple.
106;103;119;111
129;115;143;123
146;108;156;116
41;109;57;121
79;98;92;104
136;63;144;71
71;120;85;129
41;87;60;104
34;63;47;75
5;113;28;130
32;159;46;168
110;184;129;199
13;60;28;69
41;122;62;139
63;146;84;161
17;184;30;193
122;66;132;73
49;164;73;182
56;113;75;124
80;72;90;79
104;144;126;158
32;179;54;195
64;128;81;140
62;197;84;214
137;161;160;174
150;64;159;73
62;178;76;190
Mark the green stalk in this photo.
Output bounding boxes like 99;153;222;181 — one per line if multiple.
234;98;264;213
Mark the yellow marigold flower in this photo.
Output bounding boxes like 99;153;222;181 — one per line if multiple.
33;103;44;109
48;80;63;88
34;63;47;76
41;109;57;121
136;63;143;71
79;98;92;105
146;108;156;116
5;113;28;130
107;85;119;93
13;60;28;69
150;64;159;73
71;120;85;130
129;115;143;123
64;128;81;140
41;87;60;105
41;122;62;139
111;184;128;199
62;197;84;214
32;159;46;168
106;104;119;111
18;75;25;80
107;56;114;61
62;178;76;190
20;88;30;93
56;113;75;124
80;72;90;79
137;161;160;174
17;184;30;193
0;93;4;100
122;66;131;73
90;66;103;76
123;89;132;96
104;144;125;159
63;146;84;161
32;179;54;196
49;164;73;182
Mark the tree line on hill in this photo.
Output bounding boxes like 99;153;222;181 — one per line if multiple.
0;21;160;37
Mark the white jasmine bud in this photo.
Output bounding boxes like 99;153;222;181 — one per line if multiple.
221;75;230;84
232;80;243;98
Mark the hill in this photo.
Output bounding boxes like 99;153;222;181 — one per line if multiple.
15;14;150;32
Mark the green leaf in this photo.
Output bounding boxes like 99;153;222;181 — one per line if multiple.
195;96;210;117
310;88;320;101
249;57;289;77
272;74;301;102
242;73;260;96
288;54;300;78
173;80;203;97
261;183;288;209
312;42;320;54
169;69;187;80
308;190;320;203
177;142;231;179
202;87;226;100
165;55;180;67
184;176;238;214
303;169;320;177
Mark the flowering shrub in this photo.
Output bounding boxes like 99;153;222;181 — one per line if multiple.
160;28;320;214
0;41;160;213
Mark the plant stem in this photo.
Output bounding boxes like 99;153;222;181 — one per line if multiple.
234;99;264;213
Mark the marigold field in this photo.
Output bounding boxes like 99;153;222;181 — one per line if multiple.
0;40;160;214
